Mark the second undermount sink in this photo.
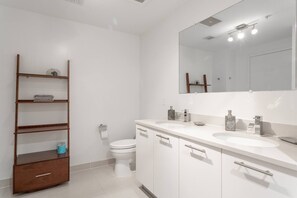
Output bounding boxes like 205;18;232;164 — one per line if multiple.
213;132;279;148
155;121;187;128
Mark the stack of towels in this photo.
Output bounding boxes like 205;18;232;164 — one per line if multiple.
34;95;54;102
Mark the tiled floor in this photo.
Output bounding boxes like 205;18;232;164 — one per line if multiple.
0;165;148;198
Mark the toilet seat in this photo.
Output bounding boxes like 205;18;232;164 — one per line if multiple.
110;139;136;149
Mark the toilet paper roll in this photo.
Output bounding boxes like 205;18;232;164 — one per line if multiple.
100;130;109;139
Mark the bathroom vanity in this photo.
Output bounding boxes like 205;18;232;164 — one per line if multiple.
136;0;297;197
135;120;297;198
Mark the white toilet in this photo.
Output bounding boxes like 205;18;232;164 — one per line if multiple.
110;139;136;177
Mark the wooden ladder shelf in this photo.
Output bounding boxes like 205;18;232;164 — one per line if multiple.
13;54;71;193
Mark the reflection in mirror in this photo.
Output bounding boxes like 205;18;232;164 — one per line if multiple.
179;0;296;94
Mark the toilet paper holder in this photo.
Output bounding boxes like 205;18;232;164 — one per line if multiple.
99;124;108;139
99;124;107;132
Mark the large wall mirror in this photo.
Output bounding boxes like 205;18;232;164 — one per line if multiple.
179;0;296;94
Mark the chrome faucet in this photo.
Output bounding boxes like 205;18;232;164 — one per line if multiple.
253;116;263;136
183;109;191;122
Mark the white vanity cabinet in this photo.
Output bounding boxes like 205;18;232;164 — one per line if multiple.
179;138;221;198
222;150;297;198
154;131;179;198
135;122;297;198
136;125;154;192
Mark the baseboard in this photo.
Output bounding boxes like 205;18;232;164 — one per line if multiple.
0;178;11;189
0;158;115;189
70;158;115;173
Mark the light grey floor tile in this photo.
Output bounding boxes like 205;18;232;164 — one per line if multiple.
0;165;148;198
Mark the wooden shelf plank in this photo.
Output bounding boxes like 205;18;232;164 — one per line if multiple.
17;100;68;103
17;123;68;134
189;84;211;86
18;73;68;79
17;150;69;165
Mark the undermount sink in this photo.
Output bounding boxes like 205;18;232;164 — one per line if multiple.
213;132;279;148
155;121;186;128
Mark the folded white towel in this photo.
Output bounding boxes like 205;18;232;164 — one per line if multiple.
34;95;54;102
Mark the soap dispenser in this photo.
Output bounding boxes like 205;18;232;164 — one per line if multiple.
225;110;236;131
183;109;190;122
168;106;175;120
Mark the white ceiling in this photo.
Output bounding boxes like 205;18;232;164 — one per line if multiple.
0;0;190;34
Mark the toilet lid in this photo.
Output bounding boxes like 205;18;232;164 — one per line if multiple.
110;139;136;149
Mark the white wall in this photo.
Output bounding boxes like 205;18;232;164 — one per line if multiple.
179;45;213;93
212;50;235;92
0;5;140;180
140;0;297;127
211;37;293;92
235;37;293;91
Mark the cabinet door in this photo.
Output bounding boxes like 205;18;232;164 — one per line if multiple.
154;131;179;198
136;125;154;192
179;139;221;198
222;150;297;198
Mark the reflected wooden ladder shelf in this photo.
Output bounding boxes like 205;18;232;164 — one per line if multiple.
186;73;211;93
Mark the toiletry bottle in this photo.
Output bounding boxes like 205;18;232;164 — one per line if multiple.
168;106;175;120
225;110;236;131
184;109;190;122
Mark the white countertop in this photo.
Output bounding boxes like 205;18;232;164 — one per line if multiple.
135;119;297;172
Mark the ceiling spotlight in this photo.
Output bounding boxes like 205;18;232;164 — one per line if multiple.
237;31;245;40
251;25;258;35
228;35;234;42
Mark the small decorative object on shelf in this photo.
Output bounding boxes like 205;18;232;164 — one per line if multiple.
57;142;67;155
33;95;54;102
46;68;61;77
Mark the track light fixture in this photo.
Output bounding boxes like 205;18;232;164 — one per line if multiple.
227;23;259;42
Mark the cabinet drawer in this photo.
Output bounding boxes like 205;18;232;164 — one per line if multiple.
14;158;69;193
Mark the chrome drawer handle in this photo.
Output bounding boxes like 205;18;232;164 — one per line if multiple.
185;144;206;153
234;161;273;176
156;134;170;140
137;128;147;132
35;173;52;178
